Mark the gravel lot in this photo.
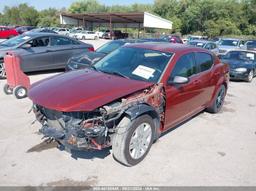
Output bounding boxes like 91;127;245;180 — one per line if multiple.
0;39;256;186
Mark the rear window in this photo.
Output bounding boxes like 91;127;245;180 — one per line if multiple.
195;52;213;72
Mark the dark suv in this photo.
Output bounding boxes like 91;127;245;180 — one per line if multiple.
102;30;128;40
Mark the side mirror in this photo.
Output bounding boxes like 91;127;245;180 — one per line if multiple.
168;76;189;85
21;43;31;49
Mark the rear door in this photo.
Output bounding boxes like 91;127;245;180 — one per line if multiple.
20;36;54;72
50;36;86;68
164;52;204;129
194;52;216;106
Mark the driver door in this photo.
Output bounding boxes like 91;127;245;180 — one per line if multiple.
164;52;204;129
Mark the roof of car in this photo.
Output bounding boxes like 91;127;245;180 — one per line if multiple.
125;43;208;54
221;38;241;41
225;49;256;54
21;32;68;37
190;40;214;43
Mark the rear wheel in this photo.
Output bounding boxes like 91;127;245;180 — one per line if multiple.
82;36;85;40
246;70;254;82
0;62;6;79
13;86;27;99
3;84;13;95
112;115;155;166
206;85;226;113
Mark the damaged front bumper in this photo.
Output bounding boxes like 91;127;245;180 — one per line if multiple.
32;84;165;151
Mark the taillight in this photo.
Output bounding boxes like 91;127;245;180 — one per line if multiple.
88;47;94;52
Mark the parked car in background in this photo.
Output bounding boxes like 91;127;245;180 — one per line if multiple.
75;31;99;40
161;35;183;43
56;28;70;35
29;43;229;166
96;30;106;38
245;40;256;51
16;26;36;34
0;26;19;39
220;50;256;82
66;39;139;71
0;33;94;78
102;30;128;39
189;40;219;55
26;28;57;34
218;38;245;55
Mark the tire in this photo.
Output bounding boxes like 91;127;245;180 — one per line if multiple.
246;70;254;82
3;84;13;95
112;115;155;166
0;62;6;79
82;36;85;40
13;86;27;99
94;36;99;40
206;85;226;113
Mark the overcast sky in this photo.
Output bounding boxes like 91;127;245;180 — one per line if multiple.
0;0;154;12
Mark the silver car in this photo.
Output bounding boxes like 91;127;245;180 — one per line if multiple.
0;33;93;78
188;40;219;55
218;38;245;55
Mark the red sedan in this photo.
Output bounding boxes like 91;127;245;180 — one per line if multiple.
29;43;229;166
0;26;18;39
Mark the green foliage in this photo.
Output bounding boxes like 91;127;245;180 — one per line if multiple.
0;0;255;37
3;4;38;26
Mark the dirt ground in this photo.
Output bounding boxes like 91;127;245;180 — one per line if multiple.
0;39;256;186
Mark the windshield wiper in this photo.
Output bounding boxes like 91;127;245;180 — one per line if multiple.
90;65;98;71
100;70;129;79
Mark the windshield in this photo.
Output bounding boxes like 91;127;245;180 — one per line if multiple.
246;41;256;47
219;39;239;46
189;41;206;47
94;47;173;83
96;41;126;54
0;35;31;47
222;51;255;61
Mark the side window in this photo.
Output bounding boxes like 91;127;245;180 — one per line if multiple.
51;37;73;46
211;43;217;49
204;43;211;50
27;37;50;48
170;53;196;79
195;52;213;73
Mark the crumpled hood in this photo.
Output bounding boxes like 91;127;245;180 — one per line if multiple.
28;69;153;112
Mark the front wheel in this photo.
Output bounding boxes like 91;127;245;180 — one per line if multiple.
13;86;27;99
206;85;226;113
246;70;254;82
112;115;155;166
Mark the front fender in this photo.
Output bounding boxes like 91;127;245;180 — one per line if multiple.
124;103;161;140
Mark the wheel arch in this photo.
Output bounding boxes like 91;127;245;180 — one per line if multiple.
122;103;161;140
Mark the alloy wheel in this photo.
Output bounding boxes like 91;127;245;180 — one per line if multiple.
129;122;152;160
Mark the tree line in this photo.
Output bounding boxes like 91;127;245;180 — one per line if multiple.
0;0;255;37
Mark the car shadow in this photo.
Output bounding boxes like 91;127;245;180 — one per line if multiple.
58;144;111;160
160;111;203;138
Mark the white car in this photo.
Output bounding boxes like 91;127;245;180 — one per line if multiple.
56;28;69;35
76;31;99;40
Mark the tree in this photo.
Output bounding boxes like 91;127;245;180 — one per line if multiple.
2;4;38;26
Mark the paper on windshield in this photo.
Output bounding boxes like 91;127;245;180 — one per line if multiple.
132;65;155;79
22;36;31;40
246;53;255;60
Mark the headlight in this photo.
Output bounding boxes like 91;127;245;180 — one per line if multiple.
234;68;247;73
